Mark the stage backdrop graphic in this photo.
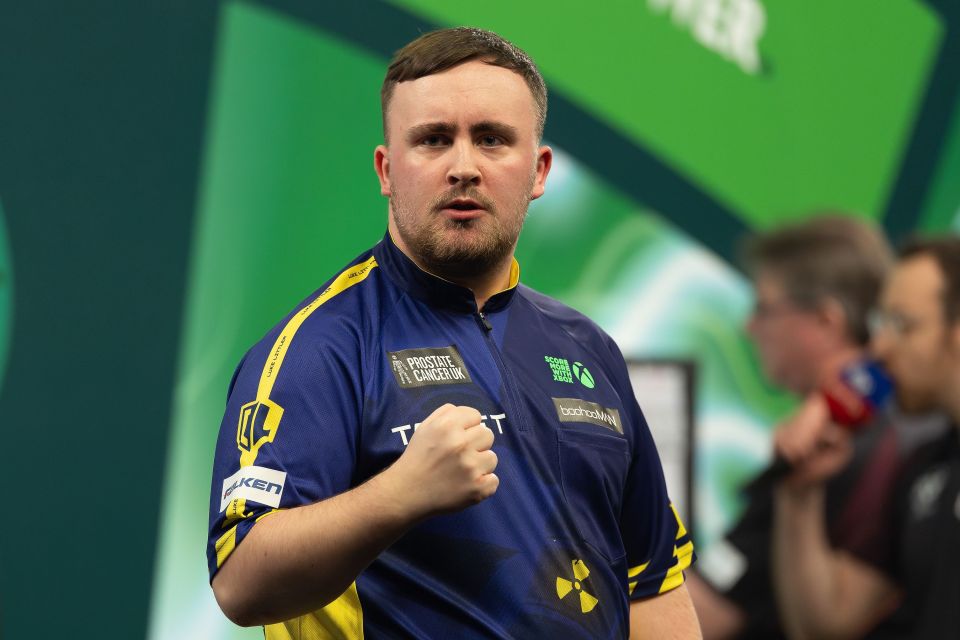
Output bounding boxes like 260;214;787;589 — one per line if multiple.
1;1;959;639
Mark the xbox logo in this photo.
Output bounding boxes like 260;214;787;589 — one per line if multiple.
572;362;595;389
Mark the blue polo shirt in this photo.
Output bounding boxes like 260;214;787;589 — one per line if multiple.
208;234;694;639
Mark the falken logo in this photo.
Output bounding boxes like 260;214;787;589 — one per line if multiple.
220;465;287;513
544;356;595;389
553;398;622;434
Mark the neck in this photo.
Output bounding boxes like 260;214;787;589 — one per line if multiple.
453;260;514;311
387;227;516;311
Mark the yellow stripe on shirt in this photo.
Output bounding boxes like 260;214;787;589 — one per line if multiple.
220;257;379;565
256;256;378;402
658;541;695;594
234;256;379;468
264;583;364;640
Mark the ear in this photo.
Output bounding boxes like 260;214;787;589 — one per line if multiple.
374;145;391;196
817;297;850;341
530;145;553;201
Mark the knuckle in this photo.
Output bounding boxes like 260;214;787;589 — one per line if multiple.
432;403;454;418
459;406;482;423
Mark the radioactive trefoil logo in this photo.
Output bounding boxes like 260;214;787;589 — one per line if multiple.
545;356;595;389
556;559;598;613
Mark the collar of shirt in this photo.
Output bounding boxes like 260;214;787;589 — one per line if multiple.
372;231;521;314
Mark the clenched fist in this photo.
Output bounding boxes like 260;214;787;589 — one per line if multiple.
385;404;499;520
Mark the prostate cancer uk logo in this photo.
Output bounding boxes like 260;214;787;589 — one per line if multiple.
387;345;473;389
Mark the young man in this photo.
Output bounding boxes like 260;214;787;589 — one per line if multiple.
207;27;699;639
688;216;905;638
773;236;960;638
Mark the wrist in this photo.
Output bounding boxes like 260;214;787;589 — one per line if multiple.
776;480;824;507
369;462;431;527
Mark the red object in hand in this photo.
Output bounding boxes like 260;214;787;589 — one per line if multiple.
819;361;894;430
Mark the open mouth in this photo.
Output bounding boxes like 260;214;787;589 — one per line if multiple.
439;198;486;220
443;199;484;211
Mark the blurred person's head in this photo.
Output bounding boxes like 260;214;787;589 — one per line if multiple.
744;215;893;395
871;236;960;420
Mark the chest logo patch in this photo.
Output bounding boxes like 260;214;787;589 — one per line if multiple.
545;355;596;389
556;559;598;613
553;397;623;434
387;345;472;388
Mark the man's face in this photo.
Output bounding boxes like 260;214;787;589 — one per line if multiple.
374;60;551;279
871;255;959;413
746;272;830;394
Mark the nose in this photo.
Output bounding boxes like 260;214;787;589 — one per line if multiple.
446;140;481;186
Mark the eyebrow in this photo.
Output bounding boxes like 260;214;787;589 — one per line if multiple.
471;121;518;142
404;121;519;144
406;122;456;144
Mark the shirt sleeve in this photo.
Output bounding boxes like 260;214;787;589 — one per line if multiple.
602;337;695;599
710;475;781;633
206;314;364;581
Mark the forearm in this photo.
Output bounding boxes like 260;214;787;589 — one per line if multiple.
212;466;418;626
773;485;838;638
629;582;702;639
774;483;895;640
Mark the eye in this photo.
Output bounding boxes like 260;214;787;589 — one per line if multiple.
420;134;450;147
478;135;504;147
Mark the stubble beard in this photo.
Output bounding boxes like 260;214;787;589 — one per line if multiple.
390;181;533;281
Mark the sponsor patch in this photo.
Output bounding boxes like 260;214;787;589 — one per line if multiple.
220;465;287;513
553;397;622;434
387;346;472;388
545;355;574;383
545;356;597;389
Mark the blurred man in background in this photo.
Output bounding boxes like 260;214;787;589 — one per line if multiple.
773;236;960;638
689;215;918;638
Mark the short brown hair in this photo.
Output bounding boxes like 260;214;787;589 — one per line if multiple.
381;27;547;142
899;235;960;324
743;214;893;345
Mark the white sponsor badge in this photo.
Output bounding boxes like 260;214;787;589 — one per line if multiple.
220;465;287;512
